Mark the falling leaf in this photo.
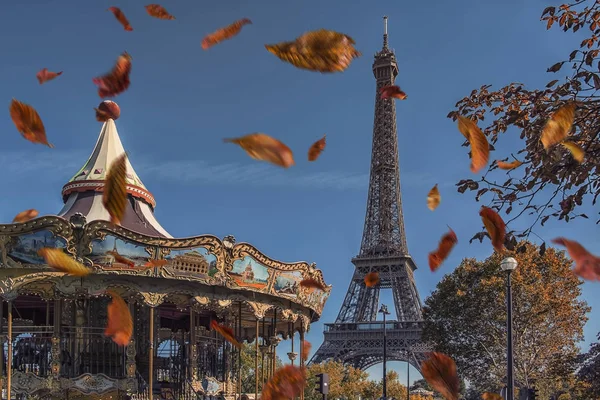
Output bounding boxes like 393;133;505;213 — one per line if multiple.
301;340;311;362
145;4;175;20
421;352;460;400
38;248;92;276
456;116;489;173
9;99;53;147
143;259;168;268
95;100;121;122
540;103;576;150
92;52;132;98
265;29;361;73
103;153;128;225
202;18;252;50
105;290;133;346
380;85;407;100
107;250;135;268
428;228;458;272
480;206;506;252
552;238;600;281
364;272;380;287
107;7;133;31
427;184;441;211
261;365;307;400
561;140;585;163
211;320;242;348
12;209;39;223
299;278;326;291
482;393;503;400
539;242;547;256
36;68;62;85
496;159;523;170
224;133;295;168
308;135;326;162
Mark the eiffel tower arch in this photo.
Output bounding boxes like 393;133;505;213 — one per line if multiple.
310;16;433;372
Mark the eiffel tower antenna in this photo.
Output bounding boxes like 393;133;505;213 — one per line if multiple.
310;16;432;371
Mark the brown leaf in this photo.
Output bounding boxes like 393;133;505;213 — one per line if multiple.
308;135;326;162
552;238;600;281
224;133;295;168
540;103;576;150
211;320;242;348
12;209;39;223
560;140;585;163
143;259;168;268
456;116;489;173
105;290;133;346
364;272;380;287
427;184;441;211
102;153;128;225
9;99;53;147
38;248;92;276
261;365;307;400
421;352;460;400
482;393;503;400
145;4;175;20
299;278;326;291
265;29;361;73
107;250;135;268
301;340;311;362
480;206;506;252
496;159;523;170
107;7;133;31
547;61;564;72
380;85;407;100
202;18;252;50
36;68;63;85
92;52;132;98
428;228;458;272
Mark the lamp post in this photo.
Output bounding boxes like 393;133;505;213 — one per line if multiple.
501;257;518;400
379;304;390;400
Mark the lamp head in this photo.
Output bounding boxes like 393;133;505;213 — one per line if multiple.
501;257;518;272
378;304;390;315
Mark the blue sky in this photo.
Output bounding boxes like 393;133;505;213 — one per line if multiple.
1;0;598;385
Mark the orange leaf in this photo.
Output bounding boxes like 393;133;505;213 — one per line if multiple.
107;250;135;268
308;135;326;162
482;393;503;400
102;153;128;225
9;99;53;147
105;290;133;346
552;238;600;281
428;228;458;272
224;133;295;168
364;272;380;287
143;259;168;268
496;159;523;170
456;116;489;173
107;7;133;31
427;184;441;211
145;4;175;20
540;103;576;150
202;18;252;50
560;140;585;163
261;365;307;400
480;206;506;252
92;52;132;98
299;278;326;291
12;209;39;223
421;352;460;400
36;68;62;85
38;248;92;276
211;320;242;348
380;85;407;100
301;340;311;362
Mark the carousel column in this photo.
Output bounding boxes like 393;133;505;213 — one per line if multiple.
125;297;136;380
189;307;198;382
149;306;155;396
7;300;13;400
50;299;62;386
299;330;305;400
0;300;3;394
237;302;242;396
255;318;259;399
269;310;279;376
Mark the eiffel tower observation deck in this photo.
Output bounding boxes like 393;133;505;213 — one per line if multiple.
310;17;433;371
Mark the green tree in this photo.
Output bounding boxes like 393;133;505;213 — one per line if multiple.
577;331;600;398
422;241;590;395
239;341;283;394
447;0;600;238
384;370;408;400
305;360;370;400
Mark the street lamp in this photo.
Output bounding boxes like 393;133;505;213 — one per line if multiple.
379;304;391;400
501;257;518;400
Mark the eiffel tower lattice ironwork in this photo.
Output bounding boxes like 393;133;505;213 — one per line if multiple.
310;16;433;371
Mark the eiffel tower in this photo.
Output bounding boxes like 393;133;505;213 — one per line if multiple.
310;17;432;371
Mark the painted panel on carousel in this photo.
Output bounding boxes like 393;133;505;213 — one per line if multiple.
162;246;218;279
1;230;67;268
273;270;303;299
304;286;329;315
89;235;153;270
228;256;270;291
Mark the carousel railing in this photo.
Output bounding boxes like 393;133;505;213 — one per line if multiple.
1;325;53;378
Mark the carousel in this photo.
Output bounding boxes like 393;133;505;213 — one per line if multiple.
0;101;331;400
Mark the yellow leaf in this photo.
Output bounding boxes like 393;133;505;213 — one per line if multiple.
560;140;585;163
38;248;92;276
456;116;490;173
427;184;441;211
496;159;523;170
102;153;128;225
540;103;576;150
224;133;295;168
482;393;503;400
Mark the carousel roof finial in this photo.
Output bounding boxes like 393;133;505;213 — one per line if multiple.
57;101;172;238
